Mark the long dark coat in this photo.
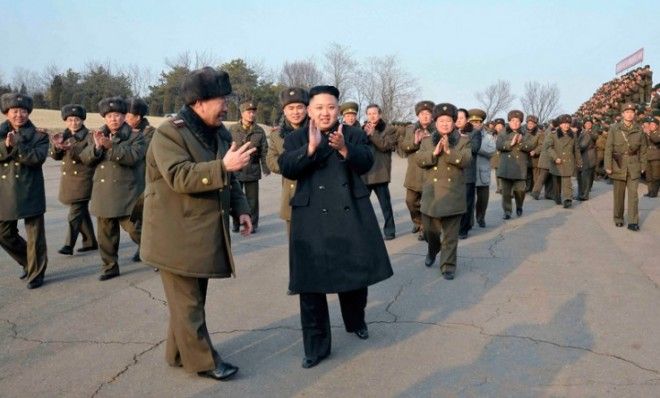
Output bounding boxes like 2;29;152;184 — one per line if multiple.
279;122;393;294
0;120;48;220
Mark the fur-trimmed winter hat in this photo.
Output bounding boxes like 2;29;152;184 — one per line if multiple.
621;102;636;113
493;118;505;126
557;114;572;124
61;104;86;120
181;67;232;105
309;85;339;100
432;103;458;121
280;88;309;108
507;110;524;122
98;97;127;116
126;97;148;117
526;115;539;124
415;101;435;115
239;101;257;113
1;93;33;114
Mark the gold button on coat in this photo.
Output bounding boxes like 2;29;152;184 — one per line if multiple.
202;177;210;185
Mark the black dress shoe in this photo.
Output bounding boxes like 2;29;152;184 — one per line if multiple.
503;214;511;220
384;234;395;241
251;226;258;234
98;270;120;281
531;192;540;200
424;252;436;267
442;271;455;280
478;220;486;228
516;208;523;217
458;232;468;240
19;269;28;280
615;222;624;227
27;277;44;289
417;233;426;241
58;245;73;255
627;223;640;231
77;244;98;253
563;200;572;208
231;224;239;233
302;354;329;369
198;362;239;380
132;249;141;262
411;225;421;234
354;326;369;340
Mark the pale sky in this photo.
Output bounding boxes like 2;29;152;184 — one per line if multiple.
1;0;658;117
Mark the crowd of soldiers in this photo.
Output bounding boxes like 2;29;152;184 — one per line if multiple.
1;65;658;378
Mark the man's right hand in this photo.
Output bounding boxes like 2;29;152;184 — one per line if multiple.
223;142;256;172
5;131;16;148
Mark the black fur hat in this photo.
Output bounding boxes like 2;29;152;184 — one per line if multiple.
126;97;148;117
308;85;339;100
507;110;524;122
557;114;572;124
181;67;232;105
415;101;435;115
280;87;309;108
98;97;128;116
61;104;87;120
1;93;33;114
432;103;457;121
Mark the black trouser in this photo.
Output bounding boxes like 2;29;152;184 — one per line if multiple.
577;167;594;200
368;183;395;237
299;288;368;360
234;180;259;228
475;186;489;225
65;201;97;249
459;183;476;234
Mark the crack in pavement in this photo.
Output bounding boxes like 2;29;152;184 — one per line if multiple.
210;325;302;335
2;319;156;346
384;279;412;322
90;339;165;398
130;284;167;307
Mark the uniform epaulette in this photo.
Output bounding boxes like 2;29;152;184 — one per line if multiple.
171;118;186;129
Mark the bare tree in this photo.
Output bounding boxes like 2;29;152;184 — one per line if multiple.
124;64;155;97
475;79;515;121
12;67;46;95
323;42;357;102
354;55;417;122
519;81;561;123
279;59;323;89
165;50;220;70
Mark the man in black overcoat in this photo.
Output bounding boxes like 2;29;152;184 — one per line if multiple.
278;85;393;369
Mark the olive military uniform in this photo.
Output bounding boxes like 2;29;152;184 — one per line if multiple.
496;127;535;217
546;128;581;205
604;121;647;225
0;117;49;287
577;128;597;200
530;128;554;199
645;124;660;197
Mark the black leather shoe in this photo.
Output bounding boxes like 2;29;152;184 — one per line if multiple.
442;271;455;280
615;222;624;227
417;233;426;241
77;244;98;253
27;277;44;289
355;326;369;340
251;226;258;234
424;252;436;267
531;192;540;200
478;220;486;228
231;224;239;233
198;362;239;381
384;234;395;241
458;232;468;240
302;354;329;369
411;225;421;234
132;249;141;262
19;269;28;280
58;245;73;255
563;200;572;209
99;270;120;281
516;208;523;217
503;214;511;220
627;223;640;231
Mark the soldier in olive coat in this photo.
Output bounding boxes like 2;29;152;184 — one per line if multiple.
530;121;556;200
340;101;360;127
80;97;145;280
399;100;435;240
229;101;270;233
142;67;253;381
577;118;597;200
125;97;155;262
416;103;472;280
362;104;398;240
496;110;535;218
605;103;648;230
0;93;49;289
50;104;98;255
644;116;660;197
546;115;582;208
524;115;540;192
266;87;309;233
491;118;505;193
279;86;393;369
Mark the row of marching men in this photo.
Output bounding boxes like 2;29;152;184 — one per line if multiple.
0;93;154;289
